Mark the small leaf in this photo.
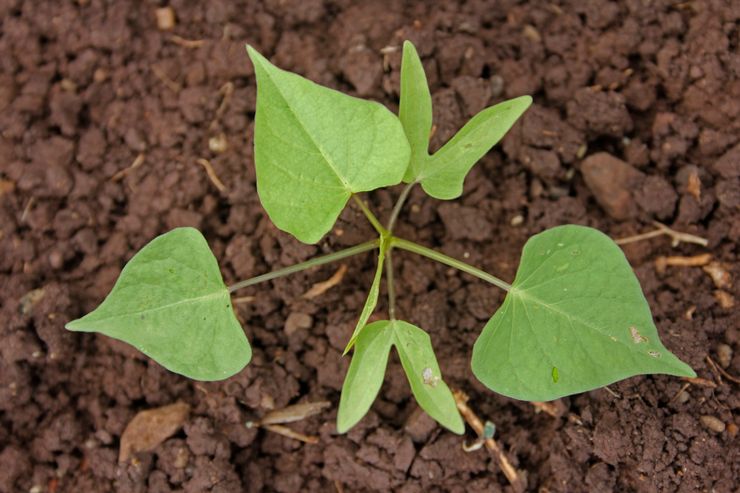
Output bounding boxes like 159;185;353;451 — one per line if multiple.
393;321;465;434
343;247;385;354
247;46;410;244
472;225;696;401
119;401;190;463
337;321;394;433
66;228;251;381
418;96;532;199
399;41;432;183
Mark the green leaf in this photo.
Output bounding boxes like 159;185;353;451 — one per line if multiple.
393;321;465;434
247;46;411;244
418;96;532;199
337;321;394;433
343;246;386;355
65;228;251;381
399;41;432;183
472;225;696;401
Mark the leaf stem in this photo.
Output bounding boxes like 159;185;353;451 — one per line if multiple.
386;182;416;233
385;249;396;320
391;237;511;292
352;195;387;236
228;239;379;293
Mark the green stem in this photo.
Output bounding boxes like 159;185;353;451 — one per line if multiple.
385;249;396;320
391;237;512;292
352;195;387;236
386;182;415;233
228;239;379;293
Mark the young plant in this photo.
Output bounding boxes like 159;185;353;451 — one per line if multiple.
66;42;695;435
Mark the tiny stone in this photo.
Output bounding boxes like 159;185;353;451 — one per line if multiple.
700;415;726;434
285;312;313;336
155;7;176;30
489;75;504;98
510;214;524;226
716;343;732;368
209;133;229;154
173;447;189;468
676;389;690;404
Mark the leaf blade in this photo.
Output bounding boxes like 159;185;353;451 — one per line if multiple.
420;95;532;199
337;320;394;433
66;228;251;381
393;321;464;434
247;46;410;244
472;225;696;401
399;41;432;183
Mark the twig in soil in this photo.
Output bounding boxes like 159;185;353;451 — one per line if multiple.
261;424;319;444
20;196;35;223
452;389;525;493
603;386;621;398
259;401;331;426
531;400;566;418
333;480;345;493
196;158;227;193
244;401;331;445
168;34;206;48
110;153;146;182
654;253;712;274
681;376;717;388
209;82;235;131
302;264;348;299
150;64;181;92
615;221;708;247
231;295;254;305
707;356;740;385
669;382;692;405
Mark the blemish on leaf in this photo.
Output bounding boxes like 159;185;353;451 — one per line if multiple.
570;247;581;256
555;263;570;272
629;326;648;344
648;351;661;358
610;336;617;342
422;367;440;387
557;242;564;247
551;367;559;383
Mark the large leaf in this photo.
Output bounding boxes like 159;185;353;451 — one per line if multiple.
418;96;532;199
393;321;464;434
343;245;386;355
247;46;411;244
337;321;394;433
472;225;696;401
66;228;251;381
399;41;432;183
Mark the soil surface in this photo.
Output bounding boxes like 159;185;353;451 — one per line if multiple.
1;1;738;492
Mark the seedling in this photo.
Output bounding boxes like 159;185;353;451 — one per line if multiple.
66;42;695;435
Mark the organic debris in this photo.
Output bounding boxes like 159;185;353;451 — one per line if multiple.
119;402;190;463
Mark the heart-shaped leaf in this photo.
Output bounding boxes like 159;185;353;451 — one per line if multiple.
472;225;695;401
248;46;410;244
66;228;251;381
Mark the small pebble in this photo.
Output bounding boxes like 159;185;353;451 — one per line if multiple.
716;343;732;368
700;415;726;434
155;7;176;30
489;75;504;98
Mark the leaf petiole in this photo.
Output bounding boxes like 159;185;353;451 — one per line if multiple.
386;182;416;233
352;195;387;236
228;239;380;293
391;237;512;292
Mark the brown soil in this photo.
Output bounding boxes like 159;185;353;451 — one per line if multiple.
1;1;738;492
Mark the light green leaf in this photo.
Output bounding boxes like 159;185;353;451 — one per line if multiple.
337;321;394;433
419;96;532;199
343;246;386;355
247;46;411;244
399;41;432;183
472;225;696;401
393;321;465;434
66;228;251;381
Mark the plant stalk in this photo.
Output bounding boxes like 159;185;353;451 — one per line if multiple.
228;239;379;293
386;182;415;233
385;249;396;320
391;237;512;292
352;195;387;235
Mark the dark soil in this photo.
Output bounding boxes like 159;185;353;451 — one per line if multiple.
1;1;738;492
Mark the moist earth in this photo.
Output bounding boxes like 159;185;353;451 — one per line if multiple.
1;1;738;492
